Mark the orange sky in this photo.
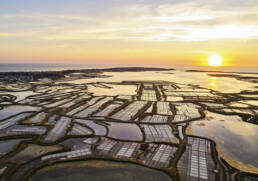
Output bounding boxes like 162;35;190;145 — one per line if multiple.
1;0;258;67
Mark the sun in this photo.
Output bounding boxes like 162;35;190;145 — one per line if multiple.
208;54;223;66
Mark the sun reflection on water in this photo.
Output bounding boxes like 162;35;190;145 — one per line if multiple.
208;76;217;90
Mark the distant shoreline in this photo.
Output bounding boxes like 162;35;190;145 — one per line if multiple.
0;67;174;82
0;66;174;74
1;66;258;83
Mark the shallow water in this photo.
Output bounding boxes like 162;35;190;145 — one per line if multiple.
65;70;258;172
0;91;39;102
65;71;257;93
107;122;143;141
75;119;107;136
228;102;250;108
187;111;258;172
1;68;258;176
87;84;137;96
0;105;41;120
240;100;258;107
29;160;172;181
0;139;29;158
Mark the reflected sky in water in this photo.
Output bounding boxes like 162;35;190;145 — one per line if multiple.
187;111;258;171
0;105;41;120
87;84;137;96
62;70;258;172
65;71;257;93
107;122;143;141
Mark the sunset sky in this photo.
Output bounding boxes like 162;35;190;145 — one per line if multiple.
1;0;258;67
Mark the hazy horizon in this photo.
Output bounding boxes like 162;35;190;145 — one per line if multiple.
1;62;258;73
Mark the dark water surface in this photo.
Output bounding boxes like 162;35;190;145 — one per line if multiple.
30;160;172;181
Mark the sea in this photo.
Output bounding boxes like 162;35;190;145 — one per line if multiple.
0;63;257;73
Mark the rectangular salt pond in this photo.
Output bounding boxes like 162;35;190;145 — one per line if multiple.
0;91;39;102
87;84;137;96
0;105;40;121
106;122;143;141
75;119;107;136
0;139;30;158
